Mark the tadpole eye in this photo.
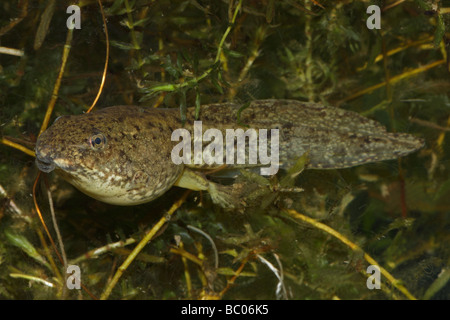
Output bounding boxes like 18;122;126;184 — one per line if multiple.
89;133;107;150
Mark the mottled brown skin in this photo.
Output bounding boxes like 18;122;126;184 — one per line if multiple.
35;99;424;206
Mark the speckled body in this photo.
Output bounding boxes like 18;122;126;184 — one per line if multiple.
35;99;424;205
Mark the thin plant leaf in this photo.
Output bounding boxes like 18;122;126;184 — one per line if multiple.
266;0;275;23
109;40;140;50
423;268;450;300
434;14;446;48
34;0;55;50
195;89;201;120
5;230;51;271
216;267;256;277
279;152;309;187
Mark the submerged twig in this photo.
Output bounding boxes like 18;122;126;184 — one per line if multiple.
1;137;35;157
32;172;63;266
86;0;110;113
0;0;28;36
0;46;24;57
38;27;73;136
100;190;191;300
71;237;137;265
0;184;24;217
10;273;55;288
43;176;67;269
284;208;417;300
410;117;450;132
43;175;68;298
342;59;445;103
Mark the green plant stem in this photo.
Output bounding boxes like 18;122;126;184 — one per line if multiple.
150;0;242;95
100;191;191;300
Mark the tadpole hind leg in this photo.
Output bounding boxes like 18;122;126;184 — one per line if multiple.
174;168;250;209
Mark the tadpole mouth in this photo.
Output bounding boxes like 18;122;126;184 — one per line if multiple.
35;156;56;173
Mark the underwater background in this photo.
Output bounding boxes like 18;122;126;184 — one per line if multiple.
0;0;449;299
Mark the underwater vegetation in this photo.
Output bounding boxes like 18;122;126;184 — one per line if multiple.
0;0;449;299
